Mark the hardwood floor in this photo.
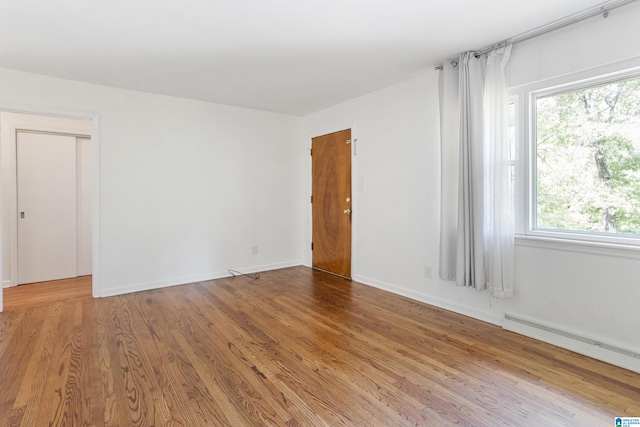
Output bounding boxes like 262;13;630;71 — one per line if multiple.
3;275;92;309
0;267;638;426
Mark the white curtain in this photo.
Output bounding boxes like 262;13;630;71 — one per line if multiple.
438;45;514;297
483;45;513;297
438;59;460;282
456;51;487;289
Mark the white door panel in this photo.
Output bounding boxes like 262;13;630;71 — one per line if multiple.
17;132;77;284
77;137;92;276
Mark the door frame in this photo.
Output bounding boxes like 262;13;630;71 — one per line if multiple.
0;105;101;312
309;125;356;278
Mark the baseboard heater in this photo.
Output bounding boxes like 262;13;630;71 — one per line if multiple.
504;313;640;360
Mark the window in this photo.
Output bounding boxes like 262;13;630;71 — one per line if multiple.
531;73;640;243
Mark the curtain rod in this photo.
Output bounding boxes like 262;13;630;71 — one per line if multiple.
434;0;638;70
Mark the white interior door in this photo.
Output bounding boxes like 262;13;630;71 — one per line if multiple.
17;132;78;284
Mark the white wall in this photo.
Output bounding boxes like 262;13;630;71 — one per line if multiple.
303;1;640;373
0;68;305;311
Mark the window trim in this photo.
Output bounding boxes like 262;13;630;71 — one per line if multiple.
515;233;640;259
517;64;640;249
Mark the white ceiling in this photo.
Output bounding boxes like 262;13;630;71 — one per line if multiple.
0;0;609;116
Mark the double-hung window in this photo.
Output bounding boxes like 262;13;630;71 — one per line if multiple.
527;71;640;245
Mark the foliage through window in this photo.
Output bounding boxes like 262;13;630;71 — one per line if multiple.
534;74;640;237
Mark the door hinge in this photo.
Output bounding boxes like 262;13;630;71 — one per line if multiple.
310;148;312;156
310;195;313;203
311;242;314;250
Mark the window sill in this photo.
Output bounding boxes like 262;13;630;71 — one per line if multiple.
515;234;640;260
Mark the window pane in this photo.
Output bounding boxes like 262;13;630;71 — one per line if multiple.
508;101;516;162
508;101;516;210
535;76;640;235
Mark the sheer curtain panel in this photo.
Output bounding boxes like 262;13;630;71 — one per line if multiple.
483;45;513;297
438;45;514;297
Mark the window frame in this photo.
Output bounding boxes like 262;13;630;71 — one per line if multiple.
515;65;640;250
508;95;525;236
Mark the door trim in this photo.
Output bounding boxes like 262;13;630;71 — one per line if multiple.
306;124;358;275
0;106;101;313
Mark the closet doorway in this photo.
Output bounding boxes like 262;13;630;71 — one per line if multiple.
1;112;93;297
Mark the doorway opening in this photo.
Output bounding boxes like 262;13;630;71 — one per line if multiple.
0;110;99;312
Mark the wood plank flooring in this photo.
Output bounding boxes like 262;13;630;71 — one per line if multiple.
3;275;92;309
0;266;638;426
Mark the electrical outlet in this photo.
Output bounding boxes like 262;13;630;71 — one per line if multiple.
424;265;432;278
252;245;258;255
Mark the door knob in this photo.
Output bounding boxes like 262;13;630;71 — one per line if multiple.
343;209;351;214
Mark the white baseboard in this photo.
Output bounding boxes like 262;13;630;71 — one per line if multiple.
503;313;640;374
3;280;11;288
99;260;302;298
352;274;503;326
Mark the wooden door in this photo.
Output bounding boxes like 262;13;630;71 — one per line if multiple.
17;132;78;284
312;129;352;278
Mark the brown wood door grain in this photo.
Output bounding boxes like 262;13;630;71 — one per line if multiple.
312;129;352;278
